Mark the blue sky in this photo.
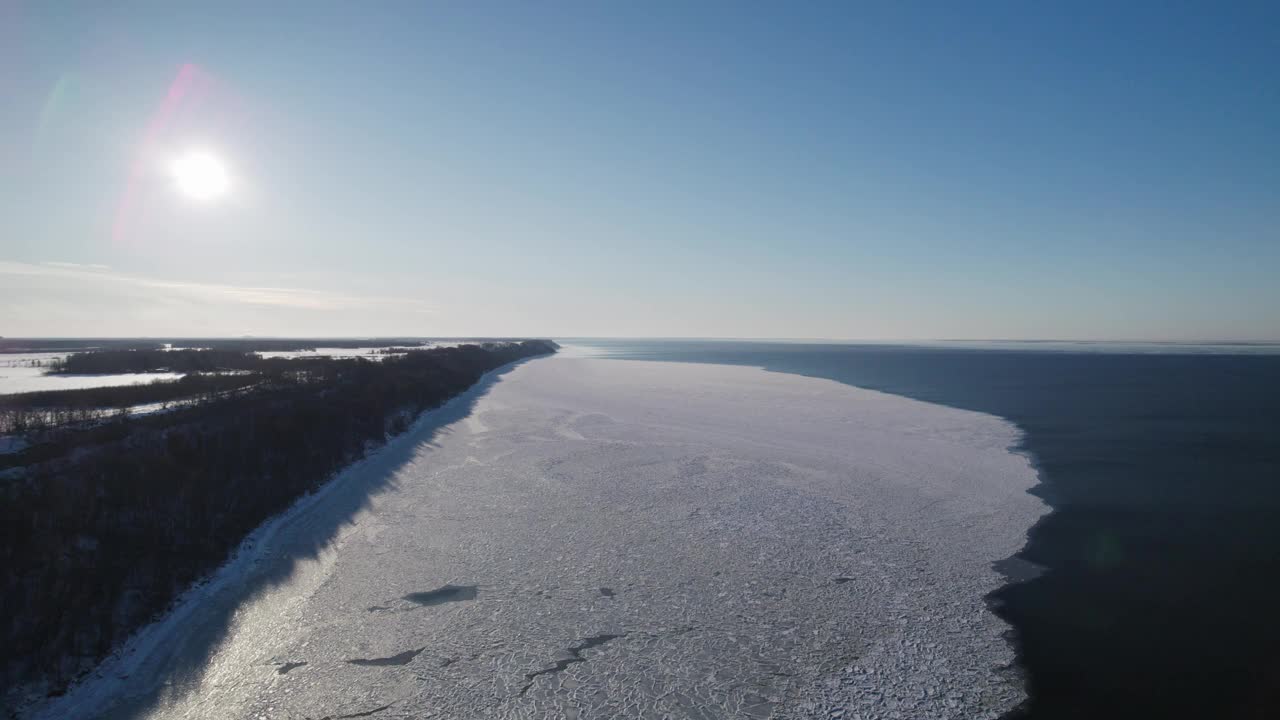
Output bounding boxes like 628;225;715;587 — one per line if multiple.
2;1;1277;339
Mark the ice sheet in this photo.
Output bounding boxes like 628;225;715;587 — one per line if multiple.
28;357;1045;719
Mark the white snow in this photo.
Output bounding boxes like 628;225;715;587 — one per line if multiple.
0;366;184;395
24;357;1045;719
255;343;465;360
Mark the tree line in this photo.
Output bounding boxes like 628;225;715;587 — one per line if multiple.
0;340;556;705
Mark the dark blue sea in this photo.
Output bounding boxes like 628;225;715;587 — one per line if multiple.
566;339;1280;719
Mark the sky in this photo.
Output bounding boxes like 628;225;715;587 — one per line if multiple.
2;1;1277;340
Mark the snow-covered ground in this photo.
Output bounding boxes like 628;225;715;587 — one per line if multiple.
255;343;466;360
0;367;184;395
0;344;481;394
26;356;1045;719
0;352;192;395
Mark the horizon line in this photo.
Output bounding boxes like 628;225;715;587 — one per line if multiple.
3;336;1279;345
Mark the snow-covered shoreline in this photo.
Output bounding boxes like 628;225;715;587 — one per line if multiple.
19;360;529;719
23;356;1045;719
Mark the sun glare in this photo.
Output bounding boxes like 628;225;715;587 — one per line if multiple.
170;150;230;201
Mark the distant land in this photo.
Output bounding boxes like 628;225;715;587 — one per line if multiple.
1;339;557;709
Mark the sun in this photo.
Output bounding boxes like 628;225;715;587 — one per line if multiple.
170;150;230;201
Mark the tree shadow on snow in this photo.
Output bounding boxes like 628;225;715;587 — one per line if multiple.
33;357;541;720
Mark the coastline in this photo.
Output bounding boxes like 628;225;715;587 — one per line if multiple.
18;358;537;719
31;356;1044;718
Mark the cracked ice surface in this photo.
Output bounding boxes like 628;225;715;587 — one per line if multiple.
42;357;1046;719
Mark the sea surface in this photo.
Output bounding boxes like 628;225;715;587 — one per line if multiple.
566;339;1280;719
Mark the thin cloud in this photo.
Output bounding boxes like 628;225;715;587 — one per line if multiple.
0;261;434;313
42;261;113;271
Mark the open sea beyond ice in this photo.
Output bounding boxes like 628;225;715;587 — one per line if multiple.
574;339;1280;719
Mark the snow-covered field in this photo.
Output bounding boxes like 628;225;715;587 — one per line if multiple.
255;342;466;360
0;352;190;395
0;343;478;394
27;356;1044;719
0;364;183;395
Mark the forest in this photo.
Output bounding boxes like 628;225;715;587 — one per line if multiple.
0;374;262;434
49;349;262;375
0;340;557;706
